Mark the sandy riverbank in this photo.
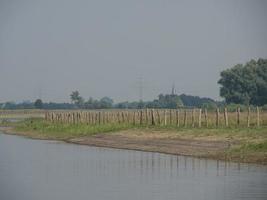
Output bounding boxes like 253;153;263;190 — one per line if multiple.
1;126;266;165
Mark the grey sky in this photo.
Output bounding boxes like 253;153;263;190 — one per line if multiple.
1;0;267;103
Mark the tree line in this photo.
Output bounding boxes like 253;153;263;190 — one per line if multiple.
0;93;217;110
1;58;266;110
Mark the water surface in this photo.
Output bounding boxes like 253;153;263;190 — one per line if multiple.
0;132;267;200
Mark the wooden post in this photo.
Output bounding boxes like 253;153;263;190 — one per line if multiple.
145;109;148;125
198;109;202;128
164;110;167;126
237;107;240;126
176;109;180;127
192;109;195;127
98;112;101;124
224;107;228;127
72;112;75;124
157;110;161;125
247;106;250;128
216;108;219;127
184;109;187;127
151;109;155;125
140;110;143;125
133;111;136;125
122;112;125;123
257;106;260;127
119;112;121;124
169;109;172;126
127;111;130;124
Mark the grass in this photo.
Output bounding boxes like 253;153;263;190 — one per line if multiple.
4;118;135;140
1;118;267;164
3;118;267;141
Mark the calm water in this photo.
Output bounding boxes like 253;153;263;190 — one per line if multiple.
0;132;267;200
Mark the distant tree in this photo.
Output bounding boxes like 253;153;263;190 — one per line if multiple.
70;91;84;107
99;97;113;108
84;97;95;109
156;94;183;108
218;58;267;105
42;102;75;109
179;94;216;108
34;99;43;109
3;102;16;109
114;101;129;109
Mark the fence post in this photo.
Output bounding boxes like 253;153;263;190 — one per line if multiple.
237;107;240;126
133;111;136;125
192;109;195;127
247;106;250;128
198;109;202;128
257;106;260;127
216;108;219;127
98;112;101;124
151;109;155;125
224;107;228;127
204;109;208;127
169;109;172;126
184;109;187;127
145;109;148;125
164;110;167;126
176;109;180;127
157;110;161;125
140;110;143;125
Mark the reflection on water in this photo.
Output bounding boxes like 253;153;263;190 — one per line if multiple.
0;132;267;200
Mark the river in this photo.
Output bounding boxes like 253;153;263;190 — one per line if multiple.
0;131;267;200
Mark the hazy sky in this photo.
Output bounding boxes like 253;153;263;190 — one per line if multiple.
1;0;267;103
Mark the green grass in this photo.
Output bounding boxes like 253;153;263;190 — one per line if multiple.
10;118;135;140
230;140;267;153
4;118;267;141
141;124;267;141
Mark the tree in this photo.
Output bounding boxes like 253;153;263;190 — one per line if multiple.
70;91;84;107
218;58;267;106
99;97;113;108
34;99;43;109
179;94;216;107
157;94;183;108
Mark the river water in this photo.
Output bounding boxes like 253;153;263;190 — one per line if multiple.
0;132;267;200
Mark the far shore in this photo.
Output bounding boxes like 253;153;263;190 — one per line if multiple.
1;124;266;165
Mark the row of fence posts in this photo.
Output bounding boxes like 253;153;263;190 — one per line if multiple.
44;107;262;128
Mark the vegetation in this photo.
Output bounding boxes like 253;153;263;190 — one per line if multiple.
180;94;216;108
10;118;134;140
2;118;266;164
70;90;84;107
218;58;267;105
0;101;76;110
34;99;43;109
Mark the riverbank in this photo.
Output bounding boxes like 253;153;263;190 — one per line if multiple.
1;119;267;164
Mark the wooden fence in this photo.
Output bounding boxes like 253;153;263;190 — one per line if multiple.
44;107;267;128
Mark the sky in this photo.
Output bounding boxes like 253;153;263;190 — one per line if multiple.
0;0;267;103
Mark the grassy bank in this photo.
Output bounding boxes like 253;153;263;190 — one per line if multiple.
1;118;267;164
2;118;134;140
